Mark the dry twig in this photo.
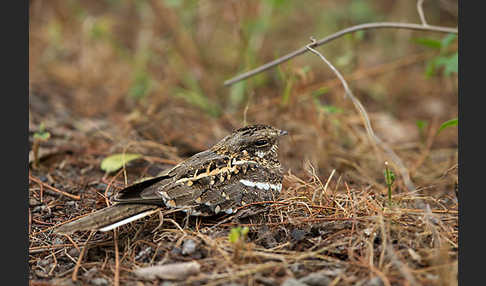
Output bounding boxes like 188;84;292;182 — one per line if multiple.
72;230;95;281
417;0;429;26
224;22;457;86
29;174;81;200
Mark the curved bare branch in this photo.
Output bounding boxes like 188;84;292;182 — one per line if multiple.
224;22;457;86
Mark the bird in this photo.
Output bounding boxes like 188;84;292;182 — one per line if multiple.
55;124;288;234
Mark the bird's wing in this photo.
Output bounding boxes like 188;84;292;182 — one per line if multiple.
113;149;229;204
112;175;172;204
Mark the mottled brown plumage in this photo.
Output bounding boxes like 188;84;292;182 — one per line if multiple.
56;124;287;234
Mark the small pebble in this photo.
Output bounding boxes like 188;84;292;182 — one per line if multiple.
299;273;332;286
68;248;80;257
135;247;153;261
363;228;373;236
291;229;307;241
29;198;41;207
53;237;64;245
95;183;108;191
91;277;109;286
134;261;201;280
171;247;182;256
255;276;278;286
37;257;52;267
35;269;49;278
45;189;61;197
181;239;197;256
275;267;287;277
66;201;77;206
290;264;301;273
282;278;307;286
32;206;45;213
364;277;384;286
83;267;98;278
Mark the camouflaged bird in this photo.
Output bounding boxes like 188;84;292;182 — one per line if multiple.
56;124;288;234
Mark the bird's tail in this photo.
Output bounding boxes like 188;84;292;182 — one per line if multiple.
55;204;159;234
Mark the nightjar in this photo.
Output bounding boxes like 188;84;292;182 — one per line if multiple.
56;124;287;234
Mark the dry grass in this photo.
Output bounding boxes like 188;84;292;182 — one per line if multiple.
29;156;458;285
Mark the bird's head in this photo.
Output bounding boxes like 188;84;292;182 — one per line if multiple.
213;124;288;165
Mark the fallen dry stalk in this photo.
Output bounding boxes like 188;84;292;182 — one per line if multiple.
72;230;95;281
29;174;81;200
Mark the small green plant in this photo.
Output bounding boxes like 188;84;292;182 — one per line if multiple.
129;69;152;99
384;162;396;207
228;226;249;244
89;17;112;40
281;74;294;106
311;87;343;114
228;226;249;262
173;75;221;117
278;66;313;106
277;66;295;106
32;123;51;169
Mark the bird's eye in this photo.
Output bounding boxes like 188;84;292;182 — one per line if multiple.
254;139;269;147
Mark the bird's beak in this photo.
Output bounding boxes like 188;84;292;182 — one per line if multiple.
279;129;288;136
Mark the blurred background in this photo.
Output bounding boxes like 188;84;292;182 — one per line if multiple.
29;0;458;194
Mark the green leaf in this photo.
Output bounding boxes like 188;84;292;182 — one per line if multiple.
436;52;458;76
437;118;458;134
321;105;343;114
100;153;142;173
311;87;330;98
413;38;441;49
34;132;51;141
